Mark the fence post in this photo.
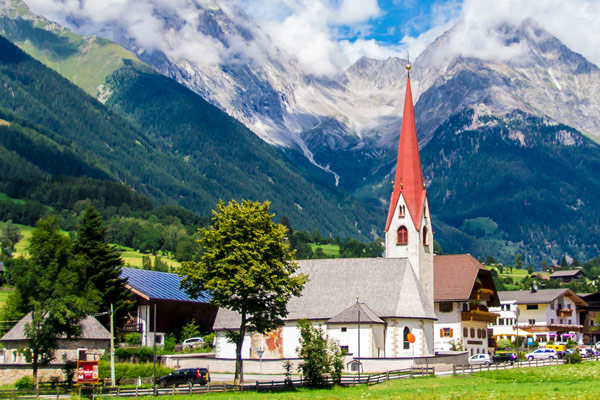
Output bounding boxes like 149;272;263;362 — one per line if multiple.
135;385;138;397
117;386;120;397
256;381;259;391
56;387;60;400
11;388;15;400
410;367;413;378
386;371;389;381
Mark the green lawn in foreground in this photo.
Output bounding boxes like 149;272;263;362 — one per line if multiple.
109;363;600;400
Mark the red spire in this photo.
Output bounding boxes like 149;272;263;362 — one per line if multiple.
385;74;426;232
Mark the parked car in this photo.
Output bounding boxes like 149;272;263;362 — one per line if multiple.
492;352;518;364
182;337;205;349
157;368;210;388
525;348;558;360
468;353;493;366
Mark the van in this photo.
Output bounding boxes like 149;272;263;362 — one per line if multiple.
544;343;566;357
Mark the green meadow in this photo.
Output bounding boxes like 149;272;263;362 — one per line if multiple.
109;362;600;400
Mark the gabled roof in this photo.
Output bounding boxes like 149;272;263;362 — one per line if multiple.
1;313;110;342
121;267;211;303
550;269;586;278
385;75;427;232
213;258;436;330
498;289;588;307
434;254;500;306
328;302;385;325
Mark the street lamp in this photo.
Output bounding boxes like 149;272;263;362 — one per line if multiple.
95;304;115;387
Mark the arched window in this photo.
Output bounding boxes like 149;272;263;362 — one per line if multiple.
403;327;411;349
463;327;468;337
470;328;475;338
398;205;405;217
397;226;408;245
423;226;429;246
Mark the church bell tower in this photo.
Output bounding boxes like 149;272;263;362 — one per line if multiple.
384;63;434;306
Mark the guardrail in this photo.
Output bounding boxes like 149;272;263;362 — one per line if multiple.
453;354;600;375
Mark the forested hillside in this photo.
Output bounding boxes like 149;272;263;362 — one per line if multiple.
0;33;379;239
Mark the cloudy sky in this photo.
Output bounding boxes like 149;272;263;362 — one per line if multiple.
23;0;600;76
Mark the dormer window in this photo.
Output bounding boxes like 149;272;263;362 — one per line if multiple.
398;205;405;217
423;226;429;246
397;226;408;245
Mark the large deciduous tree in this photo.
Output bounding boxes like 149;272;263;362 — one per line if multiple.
72;206;131;327
0;220;22;259
179;200;307;384
12;217;98;387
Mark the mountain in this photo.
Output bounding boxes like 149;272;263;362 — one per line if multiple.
419;108;600;263
4;0;600;263
0;28;379;239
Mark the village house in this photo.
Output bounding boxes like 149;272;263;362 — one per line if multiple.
549;269;586;283
433;254;500;356
578;292;600;344
0;313;110;364
489;289;588;343
120;267;216;347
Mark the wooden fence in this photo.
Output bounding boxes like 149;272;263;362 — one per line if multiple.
0;367;435;399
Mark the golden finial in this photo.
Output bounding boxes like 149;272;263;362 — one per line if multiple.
406;50;411;71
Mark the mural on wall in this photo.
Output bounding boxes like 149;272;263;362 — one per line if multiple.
250;327;283;359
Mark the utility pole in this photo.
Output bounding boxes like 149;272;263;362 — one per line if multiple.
110;303;115;387
152;304;157;395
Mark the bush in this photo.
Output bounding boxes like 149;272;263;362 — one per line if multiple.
564;351;582;364
98;361;172;382
124;332;141;346
15;376;34;390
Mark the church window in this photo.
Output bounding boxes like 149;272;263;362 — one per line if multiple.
403;327;411;349
423;226;429;246
398;205;405;217
397;226;408;245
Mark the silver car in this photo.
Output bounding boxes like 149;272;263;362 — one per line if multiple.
468;353;493;366
525;348;558;360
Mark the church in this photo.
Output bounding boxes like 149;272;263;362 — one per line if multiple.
213;65;438;363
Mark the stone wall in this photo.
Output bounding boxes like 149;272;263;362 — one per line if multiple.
0;365;64;385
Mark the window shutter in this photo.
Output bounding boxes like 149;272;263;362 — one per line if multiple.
449;328;453;336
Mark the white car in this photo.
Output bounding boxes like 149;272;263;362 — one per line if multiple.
468;353;493;366
525;348;558;360
182;337;204;349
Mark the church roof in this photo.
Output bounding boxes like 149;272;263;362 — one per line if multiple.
385;74;426;232
327;302;385;325
213;258;436;330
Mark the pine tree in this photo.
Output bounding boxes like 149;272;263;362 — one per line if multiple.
72;207;131;328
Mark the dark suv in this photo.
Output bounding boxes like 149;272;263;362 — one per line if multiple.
492;352;518;365
157;368;210;388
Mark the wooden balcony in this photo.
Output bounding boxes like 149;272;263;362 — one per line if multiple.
462;310;499;323
556;309;573;318
469;288;494;302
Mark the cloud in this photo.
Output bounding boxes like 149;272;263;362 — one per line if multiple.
404;0;600;67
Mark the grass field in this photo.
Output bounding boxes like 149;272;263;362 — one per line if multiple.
114;363;600;399
309;243;340;257
0;221;180;270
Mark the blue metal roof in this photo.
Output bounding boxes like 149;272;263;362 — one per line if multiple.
121;267;211;303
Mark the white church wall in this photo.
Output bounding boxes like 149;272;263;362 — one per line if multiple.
328;324;378;358
385;318;434;358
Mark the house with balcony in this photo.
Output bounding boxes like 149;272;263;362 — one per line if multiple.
433;254;500;356
121;268;217;346
489;289;588;343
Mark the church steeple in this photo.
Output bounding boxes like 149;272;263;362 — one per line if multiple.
384;71;426;233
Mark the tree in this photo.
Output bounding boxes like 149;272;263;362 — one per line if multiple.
484;255;496;266
72;207;131;328
561;255;568;268
12;217;98;387
296;320;343;386
0;220;23;259
433;240;443;255
179;200;307;384
571;256;580;267
514;253;523;270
